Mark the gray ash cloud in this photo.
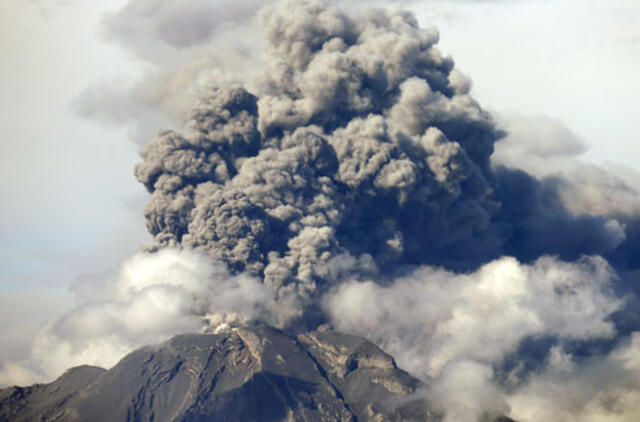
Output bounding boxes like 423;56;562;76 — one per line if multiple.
134;0;501;306
134;0;629;315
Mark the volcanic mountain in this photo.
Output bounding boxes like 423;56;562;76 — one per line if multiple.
0;325;513;422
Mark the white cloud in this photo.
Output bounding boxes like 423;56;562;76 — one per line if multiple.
0;249;283;384
428;359;509;422
508;333;640;421
324;255;623;420
325;255;621;378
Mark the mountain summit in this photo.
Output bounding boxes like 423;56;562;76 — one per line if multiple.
1;325;442;421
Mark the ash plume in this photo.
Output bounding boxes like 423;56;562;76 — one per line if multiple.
134;0;626;317
135;0;501;310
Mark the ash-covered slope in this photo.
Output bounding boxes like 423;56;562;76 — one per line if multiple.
0;365;106;422
1;325;443;422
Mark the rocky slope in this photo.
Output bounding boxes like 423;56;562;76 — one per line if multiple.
0;325;512;421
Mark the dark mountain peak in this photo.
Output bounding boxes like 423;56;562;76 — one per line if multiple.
0;365;106;422
0;325;437;421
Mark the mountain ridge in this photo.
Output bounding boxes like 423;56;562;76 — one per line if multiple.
0;325;512;421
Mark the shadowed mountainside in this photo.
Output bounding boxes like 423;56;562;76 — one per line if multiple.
0;325;514;421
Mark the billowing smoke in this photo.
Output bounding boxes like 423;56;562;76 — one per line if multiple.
134;0;501;312
6;1;640;421
133;0;626;314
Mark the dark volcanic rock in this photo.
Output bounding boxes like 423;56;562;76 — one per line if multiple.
0;365;106;422
297;329;431;420
0;325;439;422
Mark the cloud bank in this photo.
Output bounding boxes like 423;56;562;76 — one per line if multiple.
1;248;282;384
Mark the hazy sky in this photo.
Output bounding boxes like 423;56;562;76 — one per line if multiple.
0;0;148;362
418;0;640;165
0;0;639;383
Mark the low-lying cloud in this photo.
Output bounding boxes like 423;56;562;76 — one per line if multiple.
0;248;285;384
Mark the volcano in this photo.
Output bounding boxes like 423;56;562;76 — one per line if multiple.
0;325;514;422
